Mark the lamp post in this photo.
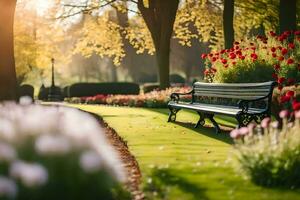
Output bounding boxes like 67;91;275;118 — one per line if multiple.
47;58;61;101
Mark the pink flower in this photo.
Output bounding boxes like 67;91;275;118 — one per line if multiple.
295;110;300;119
239;127;249;136
261;117;271;128
230;129;241;139
279;110;289;118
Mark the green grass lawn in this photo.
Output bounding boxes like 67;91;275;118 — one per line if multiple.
67;104;300;200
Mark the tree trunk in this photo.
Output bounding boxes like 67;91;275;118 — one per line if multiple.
279;0;297;34
0;0;17;101
138;0;179;89
223;0;234;49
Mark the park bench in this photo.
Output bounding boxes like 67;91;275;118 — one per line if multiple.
168;81;276;133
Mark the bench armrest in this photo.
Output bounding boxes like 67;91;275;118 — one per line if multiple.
170;90;193;103
238;95;270;112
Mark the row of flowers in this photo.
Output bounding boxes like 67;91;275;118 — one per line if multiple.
65;87;192;108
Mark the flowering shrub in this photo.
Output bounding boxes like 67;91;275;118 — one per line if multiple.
202;30;300;113
65;87;192;108
0;99;128;200
230;110;300;187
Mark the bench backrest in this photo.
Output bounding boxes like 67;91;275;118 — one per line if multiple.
192;81;276;101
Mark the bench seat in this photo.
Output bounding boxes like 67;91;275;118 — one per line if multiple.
168;102;265;116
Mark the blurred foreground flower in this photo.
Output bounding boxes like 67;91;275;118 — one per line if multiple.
0;102;128;200
230;110;300;187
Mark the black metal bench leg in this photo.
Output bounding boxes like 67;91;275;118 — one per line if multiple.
207;114;221;133
168;108;180;122
195;112;205;128
236;112;254;128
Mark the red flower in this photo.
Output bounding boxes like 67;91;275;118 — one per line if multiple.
287;58;294;65
201;54;207;59
229;53;236;59
232;61;237;65
272;73;278;79
278;85;283;91
281;48;288;55
272;53;277;58
288;43;295;49
220;49;226;54
286;90;295;97
236;50;242;55
251;47;256;51
221;59;227;64
295;31;300;35
209;53;213;57
239;55;245;60
277;46;283;50
278;77;285;84
211;67;217;73
280;95;291;104
278;56;284;61
211;57;217;62
292;100;300;111
204;69;210;75
251;53;258;60
271;47;276;52
273;64;280;70
235;46;240;50
234;41;240;45
270;31;277;37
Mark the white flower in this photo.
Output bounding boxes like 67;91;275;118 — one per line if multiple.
0;176;17;198
0;143;16;162
0;119;16;142
80;151;103;173
10;161;48;188
35;134;71;155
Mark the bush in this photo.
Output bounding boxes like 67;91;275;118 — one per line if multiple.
38;85;63;101
231;111;300;187
18;85;34;100
69;82;140;97
143;83;160;93
202;31;300;84
63;86;71;98
0;100;128;200
214;61;274;83
170;74;185;84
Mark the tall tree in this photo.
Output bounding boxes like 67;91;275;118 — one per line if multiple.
0;0;18;100
279;0;297;34
223;0;234;49
137;0;179;89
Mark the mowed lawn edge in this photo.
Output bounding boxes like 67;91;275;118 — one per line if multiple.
65;103;300;200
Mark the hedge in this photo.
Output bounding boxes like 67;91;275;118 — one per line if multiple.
68;82;140;97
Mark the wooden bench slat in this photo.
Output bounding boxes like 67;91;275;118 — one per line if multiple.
193;93;265;100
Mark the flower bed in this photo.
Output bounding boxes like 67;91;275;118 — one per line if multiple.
230;110;300;188
65;87;192;108
0;98;129;200
202;30;300;114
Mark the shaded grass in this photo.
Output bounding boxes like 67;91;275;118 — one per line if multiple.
67;104;300;200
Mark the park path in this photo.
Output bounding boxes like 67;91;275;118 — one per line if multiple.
69;104;300;200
